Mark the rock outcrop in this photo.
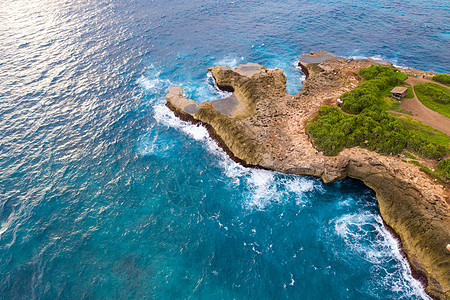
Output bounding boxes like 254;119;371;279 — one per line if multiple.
166;52;450;299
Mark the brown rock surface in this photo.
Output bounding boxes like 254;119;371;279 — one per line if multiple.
166;53;450;299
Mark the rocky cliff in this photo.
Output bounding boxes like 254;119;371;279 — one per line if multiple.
165;52;450;299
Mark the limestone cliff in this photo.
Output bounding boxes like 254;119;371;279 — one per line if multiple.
166;52;450;299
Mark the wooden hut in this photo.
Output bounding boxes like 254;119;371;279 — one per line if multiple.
390;86;408;100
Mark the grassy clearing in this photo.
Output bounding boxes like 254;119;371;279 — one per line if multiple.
382;96;412;114
378;84;413;114
414;83;450;118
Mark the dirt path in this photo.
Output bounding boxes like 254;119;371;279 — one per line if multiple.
398;76;450;136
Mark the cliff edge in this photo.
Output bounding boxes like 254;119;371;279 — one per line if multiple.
166;52;450;299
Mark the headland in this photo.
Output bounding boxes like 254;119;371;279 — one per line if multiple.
166;51;450;299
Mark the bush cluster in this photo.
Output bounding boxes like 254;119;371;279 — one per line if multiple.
307;106;407;156
307;106;446;158
432;74;450;85
341;65;407;114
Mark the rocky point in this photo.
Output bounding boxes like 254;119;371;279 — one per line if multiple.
166;51;450;299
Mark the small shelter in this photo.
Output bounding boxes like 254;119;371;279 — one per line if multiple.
390;87;408;100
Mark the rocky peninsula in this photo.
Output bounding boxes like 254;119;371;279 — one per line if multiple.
166;51;450;299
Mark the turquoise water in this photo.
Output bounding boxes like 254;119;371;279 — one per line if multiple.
1;0;448;298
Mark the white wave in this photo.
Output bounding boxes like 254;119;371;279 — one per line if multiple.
137;63;173;95
137;74;171;94
293;59;306;78
243;170;319;210
284;176;317;206
285;176;315;194
153;103;209;141
151;100;247;181
335;212;385;263
205;72;232;99
0;219;12;237
215;56;245;68
244;169;279;210
334;212;431;299
348;54;412;70
136;125;178;156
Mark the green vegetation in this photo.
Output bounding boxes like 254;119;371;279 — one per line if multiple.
409;160;420;166
436;159;450;178
341;65;408;114
403;152;416;159
307;65;449;160
397;116;450;151
415;159;450;184
414;83;450;118
306;106;407;156
307;106;446;158
381;94;411;115
405;86;414;98
432;74;450;85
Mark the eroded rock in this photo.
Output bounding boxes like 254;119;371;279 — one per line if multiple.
166;56;450;299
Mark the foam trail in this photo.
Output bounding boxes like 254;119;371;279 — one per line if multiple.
205;72;232;99
137;69;172;94
348;54;412;70
244;169;279;210
215;56;245;68
151;100;248;179
334;213;431;299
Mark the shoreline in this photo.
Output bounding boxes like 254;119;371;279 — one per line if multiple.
165;52;450;299
168;99;435;298
169;99;435;294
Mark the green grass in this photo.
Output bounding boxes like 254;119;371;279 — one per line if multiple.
436;159;450;178
432;74;450;85
405;86;414;98
383;97;411;114
420;164;449;184
409;160;420;166
403;152;416;159
377;84;413;114
414;83;450;118
396;115;450;151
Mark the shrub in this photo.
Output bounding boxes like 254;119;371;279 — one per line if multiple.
307;107;347;156
341;65;407;114
432;74;450;85
307;106;408;156
307;105;446;159
307;66;448;159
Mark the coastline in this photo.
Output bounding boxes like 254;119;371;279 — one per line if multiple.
165;52;450;299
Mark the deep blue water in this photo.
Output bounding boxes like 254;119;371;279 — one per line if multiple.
1;0;449;298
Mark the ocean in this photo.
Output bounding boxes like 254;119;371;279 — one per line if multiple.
0;0;448;298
